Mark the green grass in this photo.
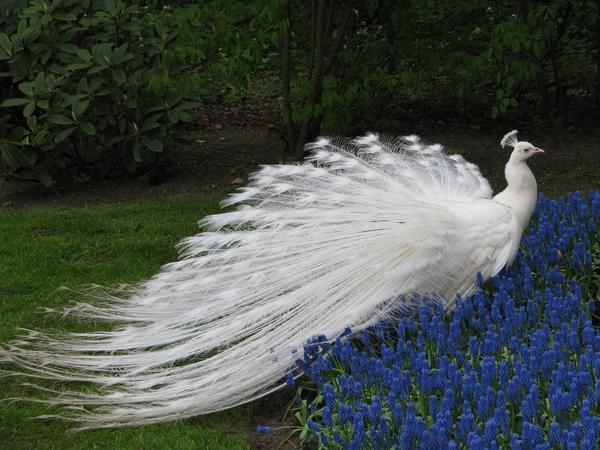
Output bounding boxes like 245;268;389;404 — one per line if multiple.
0;199;255;449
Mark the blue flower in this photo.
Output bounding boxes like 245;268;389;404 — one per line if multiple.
467;431;484;450
298;192;600;449
511;433;523;450
549;421;561;447
493;391;509;431
361;328;370;346
400;403;417;450
583;320;595;347
381;343;395;366
441;388;454;414
498;360;509;387
393;402;404;425
457;401;476;439
481;356;497;387
521;383;540;422
339;403;354;424
540;349;557;378
257;426;274;435
507;376;520;404
370;395;383;423
286;372;295;389
322;405;334;428
429;395;439;418
350;414;366;450
469;336;478;358
522;422;543;448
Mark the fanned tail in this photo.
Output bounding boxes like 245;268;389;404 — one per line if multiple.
1;133;491;428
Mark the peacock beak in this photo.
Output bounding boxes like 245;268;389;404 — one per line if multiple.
534;147;545;154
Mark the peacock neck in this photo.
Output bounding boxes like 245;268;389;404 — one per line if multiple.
492;159;538;231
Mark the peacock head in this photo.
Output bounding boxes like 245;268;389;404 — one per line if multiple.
501;130;545;162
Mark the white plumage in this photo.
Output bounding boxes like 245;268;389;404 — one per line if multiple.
0;131;543;428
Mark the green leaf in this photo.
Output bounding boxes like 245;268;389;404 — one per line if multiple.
173;101;201;111
167;110;178;124
132;139;141;162
23;101;36;117
39;47;51;65
54;126;77;143
8;127;25;141
177;111;193;122
104;0;116;15
155;20;164;37
0;33;11;53
1;98;30;107
48;64;67;75
33;72;45;91
140;118;160;132
38;170;53;187
111;43;128;64
54;13;77;21
108;134;128;145
31;129;50;147
80;122;95;135
18;82;34;97
72;100;90;120
27;115;37;130
66;63;91;71
49;114;74;125
61;94;86;107
89;77;106;91
506;76;514;90
57;43;79;53
1;146;19;167
87;66;105;75
140;136;163;152
112;69;126;84
77;48;92;61
120;22;139;31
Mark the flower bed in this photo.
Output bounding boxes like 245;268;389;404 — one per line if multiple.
291;191;600;449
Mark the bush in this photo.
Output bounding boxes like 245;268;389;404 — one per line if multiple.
0;0;199;186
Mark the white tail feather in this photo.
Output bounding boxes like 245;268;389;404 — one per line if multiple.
1;133;520;428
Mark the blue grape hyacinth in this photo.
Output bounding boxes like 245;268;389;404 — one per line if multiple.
292;191;600;449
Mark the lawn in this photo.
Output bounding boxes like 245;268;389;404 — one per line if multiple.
0;199;256;449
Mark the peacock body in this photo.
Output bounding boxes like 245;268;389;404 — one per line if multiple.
0;131;543;428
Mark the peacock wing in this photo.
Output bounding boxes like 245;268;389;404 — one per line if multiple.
444;199;522;300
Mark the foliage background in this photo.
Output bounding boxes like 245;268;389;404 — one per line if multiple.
1;0;598;186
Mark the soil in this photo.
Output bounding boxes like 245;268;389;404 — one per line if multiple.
2;104;599;210
1;102;599;448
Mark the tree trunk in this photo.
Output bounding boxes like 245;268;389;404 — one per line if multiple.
282;0;357;159
282;0;296;157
